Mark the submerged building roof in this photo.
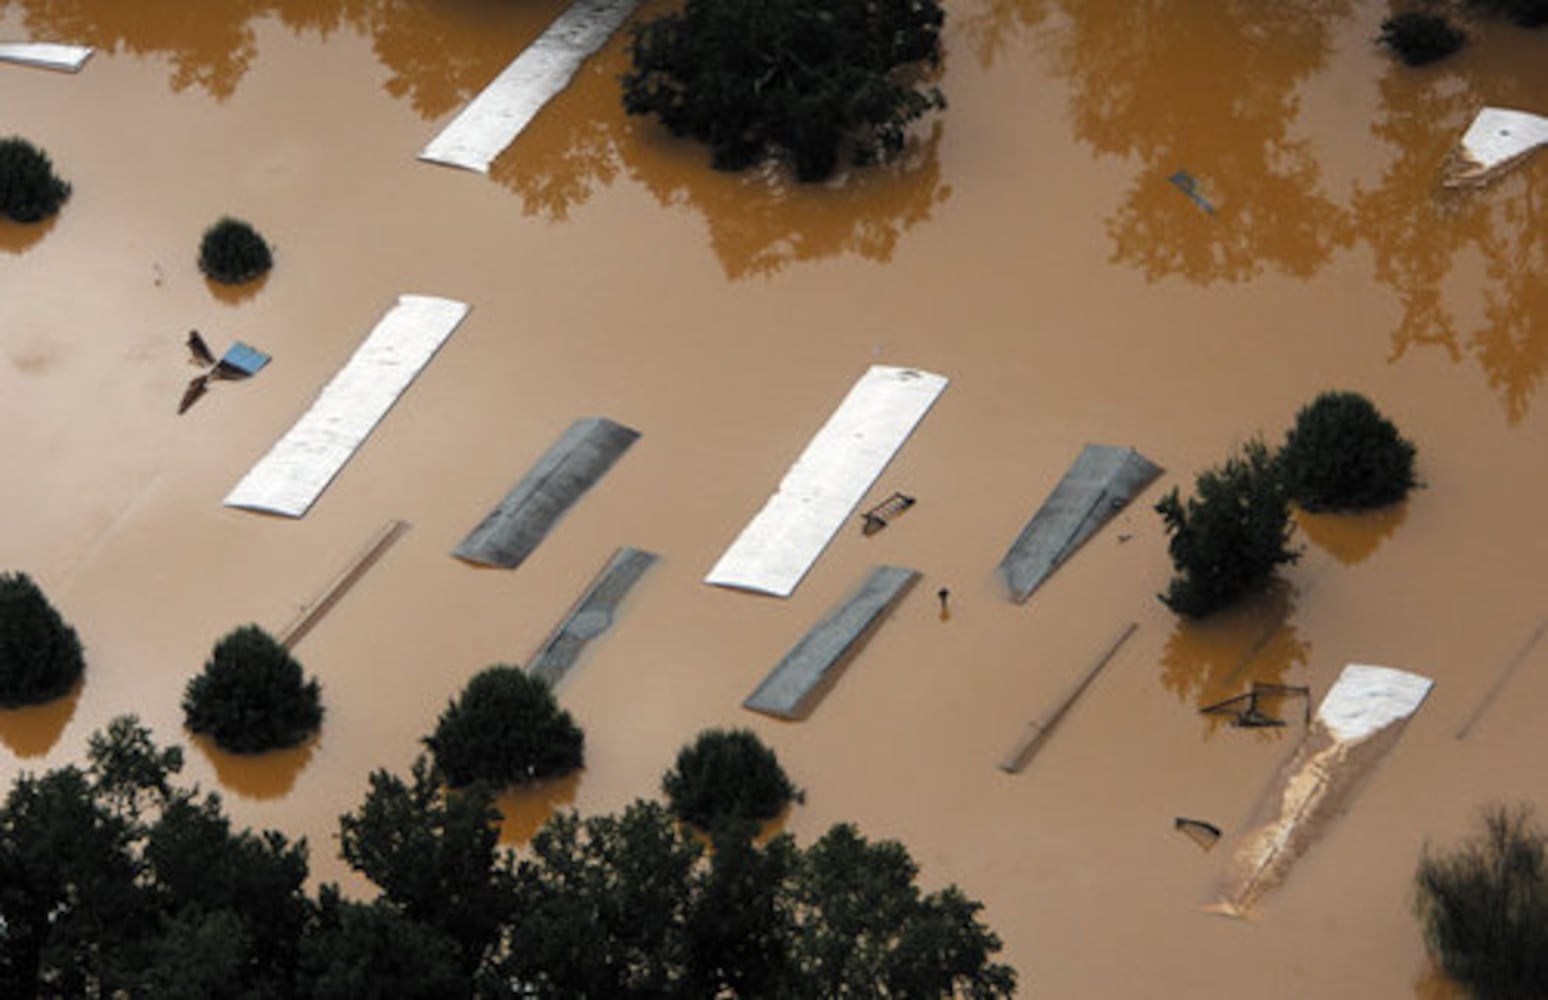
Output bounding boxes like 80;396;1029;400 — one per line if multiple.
453;417;639;569
743;565;918;720
998;444;1163;604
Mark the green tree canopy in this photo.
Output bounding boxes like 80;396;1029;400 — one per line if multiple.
424;665;583;788
1416;805;1548;999
338;755;515;972
0;716;314;998
0;571;85;708
622;0;947;182
662;727;795;830
182;624;323;754
1280;390;1417;512
1156;439;1299;617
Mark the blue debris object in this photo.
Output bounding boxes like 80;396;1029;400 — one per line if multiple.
219;341;271;377
1168;170;1217;215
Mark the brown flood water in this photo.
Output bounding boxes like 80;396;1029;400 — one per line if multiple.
3;0;1546;995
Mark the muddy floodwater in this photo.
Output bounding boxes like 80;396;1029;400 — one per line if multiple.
3;0;1546;995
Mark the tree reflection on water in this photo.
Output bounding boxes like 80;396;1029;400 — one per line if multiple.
1356;49;1548;426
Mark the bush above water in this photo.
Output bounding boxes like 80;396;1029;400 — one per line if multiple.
0;137;71;223
662;727;795;830
199;216;273;285
424;665;584;788
0;571;85;707
183;625;322;754
1156;439;1299;618
1280;390;1417;512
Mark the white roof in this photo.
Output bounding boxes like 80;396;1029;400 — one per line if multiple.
1443;107;1548;187
705;365;948;597
224;295;470;518
1317;663;1434;741
419;0;643;173
0;42;93;72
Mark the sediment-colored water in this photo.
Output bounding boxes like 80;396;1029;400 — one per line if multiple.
3;1;1545;995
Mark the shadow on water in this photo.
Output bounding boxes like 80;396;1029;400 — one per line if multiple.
0;215;58;255
1355;31;1548;426
190;731;318;800
205;271;270;306
1294;501;1409;566
495;769;580;844
1031;0;1356;285
0;680;81;758
1158;579;1311;740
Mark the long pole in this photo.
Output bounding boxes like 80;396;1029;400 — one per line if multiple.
999;621;1139;774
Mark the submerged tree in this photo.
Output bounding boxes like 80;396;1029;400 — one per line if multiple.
182;625;322;754
424;666;583;789
1156;440;1299;618
1416;805;1548;998
0;571;85;707
198;216;273;284
0;137;71;223
622;0;947;182
662;727;795;830
1280;390;1418;511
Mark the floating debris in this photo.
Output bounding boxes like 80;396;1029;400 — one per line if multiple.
1169;170;1217;214
1200;683;1310;729
1441;107;1548;188
860;491;915;535
177;331;270;414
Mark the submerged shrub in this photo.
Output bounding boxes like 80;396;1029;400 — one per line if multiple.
1416;805;1548;998
1156;439;1299;618
183;625;322;753
1379;12;1467;65
1281;390;1417;512
198;217;273;284
0;572;85;707
0;137;71;223
663;727;795;829
622;0;946;182
424;666;583;788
